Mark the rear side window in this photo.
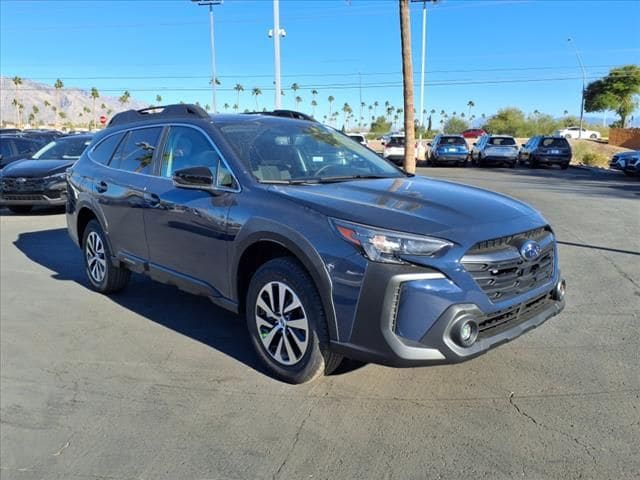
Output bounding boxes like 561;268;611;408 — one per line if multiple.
540;137;570;148
110;127;162;174
91;133;125;164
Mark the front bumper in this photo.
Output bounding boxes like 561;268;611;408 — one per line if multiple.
330;261;565;367
0;188;67;206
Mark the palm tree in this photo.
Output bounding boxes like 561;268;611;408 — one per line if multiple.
251;87;262;109
54;78;64;128
233;84;244;109
431;109;436;115
205;104;211;111
360;102;366;121
119;90;131;107
295;96;302;110
11;98;20;126
32;105;39;126
90;87;99;128
291;82;300;98
12;76;22;126
311;99;318;117
452;111;457;117
467;100;475;118
373;101;379;117
223;103;230;111
233;103;238;112
563;109;569;116
328;95;335;117
460;112;466;119
342;103;351;128
311;89;318;101
386;106;394;123
399;0;416;173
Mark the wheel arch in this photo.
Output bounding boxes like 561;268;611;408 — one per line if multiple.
231;224;339;342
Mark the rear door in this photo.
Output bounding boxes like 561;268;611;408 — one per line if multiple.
143;125;237;298
94;126;163;262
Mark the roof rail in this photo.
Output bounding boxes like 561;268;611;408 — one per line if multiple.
107;104;210;127
243;109;317;122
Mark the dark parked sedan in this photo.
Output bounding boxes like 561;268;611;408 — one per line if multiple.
0;135;42;169
0;134;92;213
518;136;572;169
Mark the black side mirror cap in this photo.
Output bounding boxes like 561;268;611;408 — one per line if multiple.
172;166;215;191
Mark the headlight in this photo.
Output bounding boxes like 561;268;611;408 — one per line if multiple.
331;218;453;264
44;173;67;183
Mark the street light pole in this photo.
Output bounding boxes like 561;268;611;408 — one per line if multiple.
412;0;438;141
568;37;586;139
192;0;222;113
272;0;283;109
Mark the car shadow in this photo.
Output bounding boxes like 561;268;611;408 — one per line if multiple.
13;228;365;379
0;206;66;216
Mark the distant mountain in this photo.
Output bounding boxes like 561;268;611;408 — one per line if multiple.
0;77;149;128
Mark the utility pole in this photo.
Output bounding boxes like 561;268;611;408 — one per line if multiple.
192;0;222;113
270;0;286;109
399;0;416;173
568;37;586;139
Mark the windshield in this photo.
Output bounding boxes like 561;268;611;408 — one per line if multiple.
439;136;466;146
220;120;404;183
488;137;516;146
32;136;91;160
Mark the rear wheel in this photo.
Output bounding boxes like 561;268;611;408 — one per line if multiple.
589;133;597;139
246;257;342;384
8;205;32;214
82;220;130;293
509;161;516;169
561;162;569;170
528;155;538;168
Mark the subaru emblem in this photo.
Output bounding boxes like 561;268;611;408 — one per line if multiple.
520;240;542;261
16;177;27;183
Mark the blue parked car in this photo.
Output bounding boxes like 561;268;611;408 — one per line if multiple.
428;134;470;167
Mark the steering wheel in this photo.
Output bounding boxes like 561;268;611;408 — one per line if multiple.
313;163;352;177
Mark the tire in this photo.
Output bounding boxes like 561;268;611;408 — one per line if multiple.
528;156;537;169
561;162;569;170
589;134;597;139
509;161;516;169
246;257;343;384
564;134;572;139
8;205;32;214
460;159;468;168
82;219;130;294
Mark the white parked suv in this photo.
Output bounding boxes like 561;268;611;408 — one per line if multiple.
554;126;601;140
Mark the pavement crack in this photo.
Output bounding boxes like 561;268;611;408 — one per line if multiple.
509;392;597;466
52;438;71;456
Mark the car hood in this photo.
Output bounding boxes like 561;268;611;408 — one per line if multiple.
272;176;546;243
1;159;73;178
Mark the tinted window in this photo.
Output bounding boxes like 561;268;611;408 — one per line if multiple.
348;135;365;143
217;161;237;189
0;139;12;157
387;136;405;146
91;133;125;164
487;137;516;146
110;127;162;174
540;137;570;148
32;136;92;160
14;139;38;154
160;126;221;177
439;136;466;146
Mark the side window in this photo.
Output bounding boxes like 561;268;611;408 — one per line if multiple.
15;139;37;154
110;127;162;174
217;161;237;189
91;133;125;165
0;140;12;157
160;126;221;178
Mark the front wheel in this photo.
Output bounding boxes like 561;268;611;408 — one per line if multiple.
561;162;569;170
246;257;342;384
82;219;130;293
8;205;32;214
590;134;598;139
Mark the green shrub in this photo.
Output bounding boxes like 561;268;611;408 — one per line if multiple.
580;152;609;167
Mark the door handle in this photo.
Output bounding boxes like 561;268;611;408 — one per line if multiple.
96;181;108;193
144;192;160;207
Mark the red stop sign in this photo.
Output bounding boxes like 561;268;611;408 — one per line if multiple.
99;115;107;125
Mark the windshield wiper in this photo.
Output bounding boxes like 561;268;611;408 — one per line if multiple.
258;179;320;185
316;174;398;183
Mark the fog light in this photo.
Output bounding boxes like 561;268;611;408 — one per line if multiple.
552;279;566;301
454;319;478;348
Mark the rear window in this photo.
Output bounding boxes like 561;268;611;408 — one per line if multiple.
440;136;466;146
540;137;570;148
488;137;516;146
387;136;405;146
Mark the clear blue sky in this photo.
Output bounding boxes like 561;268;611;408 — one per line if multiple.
1;0;639;125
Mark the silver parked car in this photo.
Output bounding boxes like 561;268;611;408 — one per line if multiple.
471;135;518;168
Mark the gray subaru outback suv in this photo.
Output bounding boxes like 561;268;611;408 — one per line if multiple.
66;104;566;383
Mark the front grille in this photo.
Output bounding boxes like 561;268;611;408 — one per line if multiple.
2;194;46;201
1;177;46;191
478;292;553;339
462;228;555;302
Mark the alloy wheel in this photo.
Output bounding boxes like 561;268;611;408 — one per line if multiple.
86;231;106;283
255;281;309;366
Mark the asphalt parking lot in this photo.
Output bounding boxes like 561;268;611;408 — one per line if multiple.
1;166;639;480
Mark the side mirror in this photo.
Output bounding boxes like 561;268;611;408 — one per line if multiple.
172;166;215;191
521;144;526;147
381;141;386;146
427;142;432;147
472;142;477;146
